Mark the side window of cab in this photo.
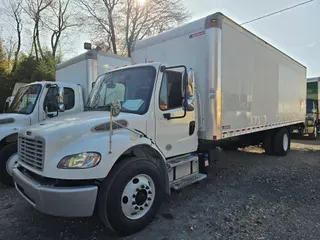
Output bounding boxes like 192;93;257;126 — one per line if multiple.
159;71;183;111
43;87;75;112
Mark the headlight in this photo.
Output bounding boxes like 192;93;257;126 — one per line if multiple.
57;152;101;169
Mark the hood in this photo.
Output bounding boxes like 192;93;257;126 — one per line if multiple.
0;113;30;126
23;111;147;141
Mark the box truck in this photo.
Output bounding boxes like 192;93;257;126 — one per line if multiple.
12;12;306;236
0;50;130;186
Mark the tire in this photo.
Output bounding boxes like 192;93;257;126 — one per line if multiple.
273;128;290;156
0;143;18;186
263;131;275;155
97;157;165;236
309;126;318;140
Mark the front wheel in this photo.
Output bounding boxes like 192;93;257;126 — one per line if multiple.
98;157;165;236
0;143;18;186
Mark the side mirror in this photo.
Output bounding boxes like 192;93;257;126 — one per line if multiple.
57;86;65;112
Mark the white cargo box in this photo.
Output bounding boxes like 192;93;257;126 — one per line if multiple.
56;50;131;101
132;12;306;141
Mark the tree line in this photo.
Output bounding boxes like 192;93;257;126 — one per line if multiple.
0;0;189;109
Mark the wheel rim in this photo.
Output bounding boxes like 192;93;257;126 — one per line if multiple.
121;174;155;220
6;153;18;176
283;133;289;151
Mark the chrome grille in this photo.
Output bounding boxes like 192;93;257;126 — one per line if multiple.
19;136;44;171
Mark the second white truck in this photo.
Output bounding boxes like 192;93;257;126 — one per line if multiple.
0;50;130;186
13;12;306;236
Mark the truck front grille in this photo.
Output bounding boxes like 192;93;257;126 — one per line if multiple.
19;136;45;171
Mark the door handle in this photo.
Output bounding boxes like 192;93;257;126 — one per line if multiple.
163;113;171;120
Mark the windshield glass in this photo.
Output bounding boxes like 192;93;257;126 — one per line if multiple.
7;84;42;114
86;66;156;115
306;99;314;114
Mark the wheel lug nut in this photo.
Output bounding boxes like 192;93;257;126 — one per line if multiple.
148;191;152;194
145;203;148;207
132;201;136;205
146;186;150;190
136;188;139;191
133;194;136;198
135;206;139;210
147;197;151;201
140;207;143;210
141;185;145;188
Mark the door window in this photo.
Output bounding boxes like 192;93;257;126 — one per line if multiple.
159;71;183;111
43;87;75;112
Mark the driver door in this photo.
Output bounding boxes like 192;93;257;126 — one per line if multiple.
155;68;197;158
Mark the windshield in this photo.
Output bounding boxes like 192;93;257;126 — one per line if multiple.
306;99;316;114
86;66;156;115
7;84;42;114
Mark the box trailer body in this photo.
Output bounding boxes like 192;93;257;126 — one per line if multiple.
13;12;307;236
56;50;131;101
132;13;306;142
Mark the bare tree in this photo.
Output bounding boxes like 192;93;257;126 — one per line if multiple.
77;0;122;55
122;0;189;57
78;0;189;57
0;0;23;73
41;0;79;58
3;37;18;71
24;0;53;61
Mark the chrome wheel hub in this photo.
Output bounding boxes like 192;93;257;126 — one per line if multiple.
121;174;155;220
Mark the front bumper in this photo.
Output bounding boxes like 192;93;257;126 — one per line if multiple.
12;166;98;217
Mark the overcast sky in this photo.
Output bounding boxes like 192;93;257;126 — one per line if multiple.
75;0;320;77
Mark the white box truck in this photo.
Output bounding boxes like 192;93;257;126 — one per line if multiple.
12;12;306;236
0;50;130;186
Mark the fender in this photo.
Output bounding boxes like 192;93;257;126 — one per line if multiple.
0;114;31;148
0;125;27;149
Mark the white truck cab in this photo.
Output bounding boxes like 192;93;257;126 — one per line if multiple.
12;12;306;236
0;81;84;185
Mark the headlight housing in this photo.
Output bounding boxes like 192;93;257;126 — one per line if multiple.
57;152;101;169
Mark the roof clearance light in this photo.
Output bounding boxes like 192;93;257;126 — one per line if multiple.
148;60;154;63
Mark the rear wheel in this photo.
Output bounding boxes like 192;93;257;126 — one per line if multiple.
263;131;275;155
273;128;290;156
0;143;18;186
98;157;164;236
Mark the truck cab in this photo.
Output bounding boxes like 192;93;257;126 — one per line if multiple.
0;81;84;186
305;98;319;139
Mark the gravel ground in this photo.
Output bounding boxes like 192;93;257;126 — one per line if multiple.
1;138;320;240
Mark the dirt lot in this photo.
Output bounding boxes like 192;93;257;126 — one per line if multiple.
1;138;320;240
